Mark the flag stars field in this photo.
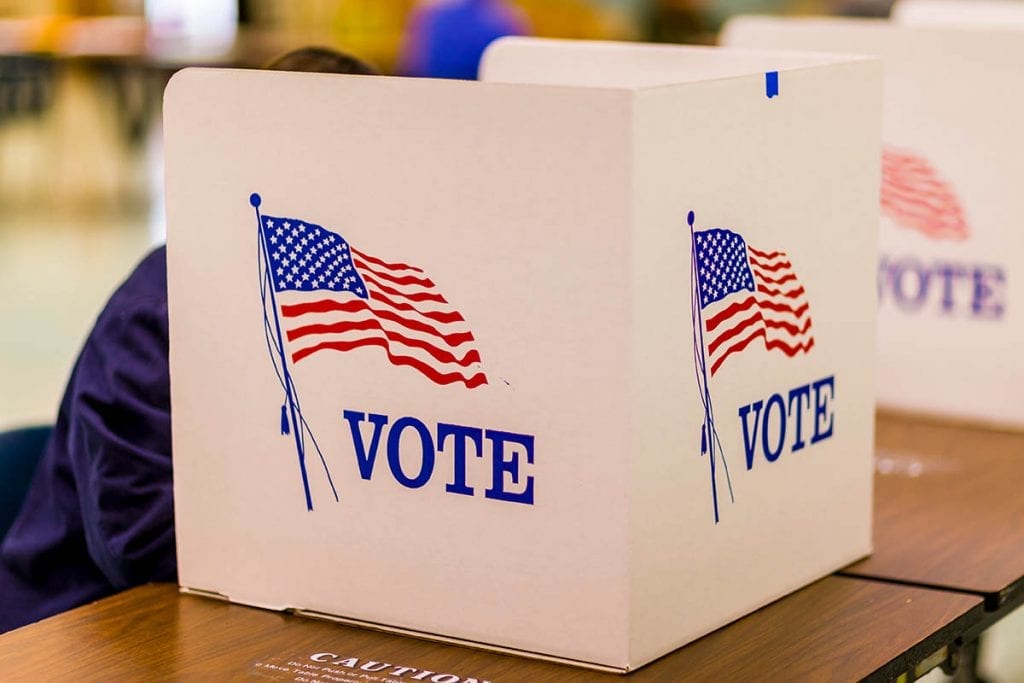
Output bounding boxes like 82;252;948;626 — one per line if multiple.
258;212;487;388
694;227;814;376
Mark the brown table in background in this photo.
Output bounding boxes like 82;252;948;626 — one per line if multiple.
838;412;1024;679
843;413;1024;619
0;580;982;682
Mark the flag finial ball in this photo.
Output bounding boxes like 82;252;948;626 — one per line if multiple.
687;211;695;228
250;193;262;208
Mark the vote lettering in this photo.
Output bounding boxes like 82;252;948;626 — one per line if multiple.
342;410;535;505
737;375;835;469
878;255;1005;319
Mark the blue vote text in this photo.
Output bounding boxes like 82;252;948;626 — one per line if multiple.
878;255;1005;319
737;375;835;470
342;410;535;505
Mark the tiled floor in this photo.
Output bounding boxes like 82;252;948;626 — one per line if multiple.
0;207;156;430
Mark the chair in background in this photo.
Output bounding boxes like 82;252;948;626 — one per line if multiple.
0;425;51;542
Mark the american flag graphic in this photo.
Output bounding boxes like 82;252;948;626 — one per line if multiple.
694;228;814;376
260;214;487;389
881;147;969;240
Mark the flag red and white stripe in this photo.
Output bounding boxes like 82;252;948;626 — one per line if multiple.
694;229;814;377
881;147;969;240
261;214;487;389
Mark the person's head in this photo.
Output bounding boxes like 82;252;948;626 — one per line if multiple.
264;47;380;76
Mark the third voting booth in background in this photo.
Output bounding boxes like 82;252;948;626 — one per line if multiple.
891;0;1024;27
723;17;1024;429
164;38;879;672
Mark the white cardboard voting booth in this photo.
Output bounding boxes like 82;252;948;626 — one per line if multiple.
724;17;1024;429
165;38;879;672
892;0;1024;27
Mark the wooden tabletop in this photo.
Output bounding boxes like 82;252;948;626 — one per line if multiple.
0;578;982;682
843;413;1024;608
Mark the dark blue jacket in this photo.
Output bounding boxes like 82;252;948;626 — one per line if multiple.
0;246;174;632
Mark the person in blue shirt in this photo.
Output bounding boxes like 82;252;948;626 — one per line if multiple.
400;0;528;80
0;247;172;632
0;48;378;634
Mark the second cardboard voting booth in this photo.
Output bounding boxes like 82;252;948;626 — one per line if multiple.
165;38;880;672
724;16;1024;429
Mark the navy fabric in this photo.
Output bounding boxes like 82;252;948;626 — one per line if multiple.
0;425;52;541
0;246;173;632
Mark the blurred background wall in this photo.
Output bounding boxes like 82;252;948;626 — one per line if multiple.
1;0;886;425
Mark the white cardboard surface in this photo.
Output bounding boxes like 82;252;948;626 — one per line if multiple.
724;17;1024;428
165;38;878;670
892;0;1024;27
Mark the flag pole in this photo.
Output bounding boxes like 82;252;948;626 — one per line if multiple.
690;211;721;523
251;193;314;511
